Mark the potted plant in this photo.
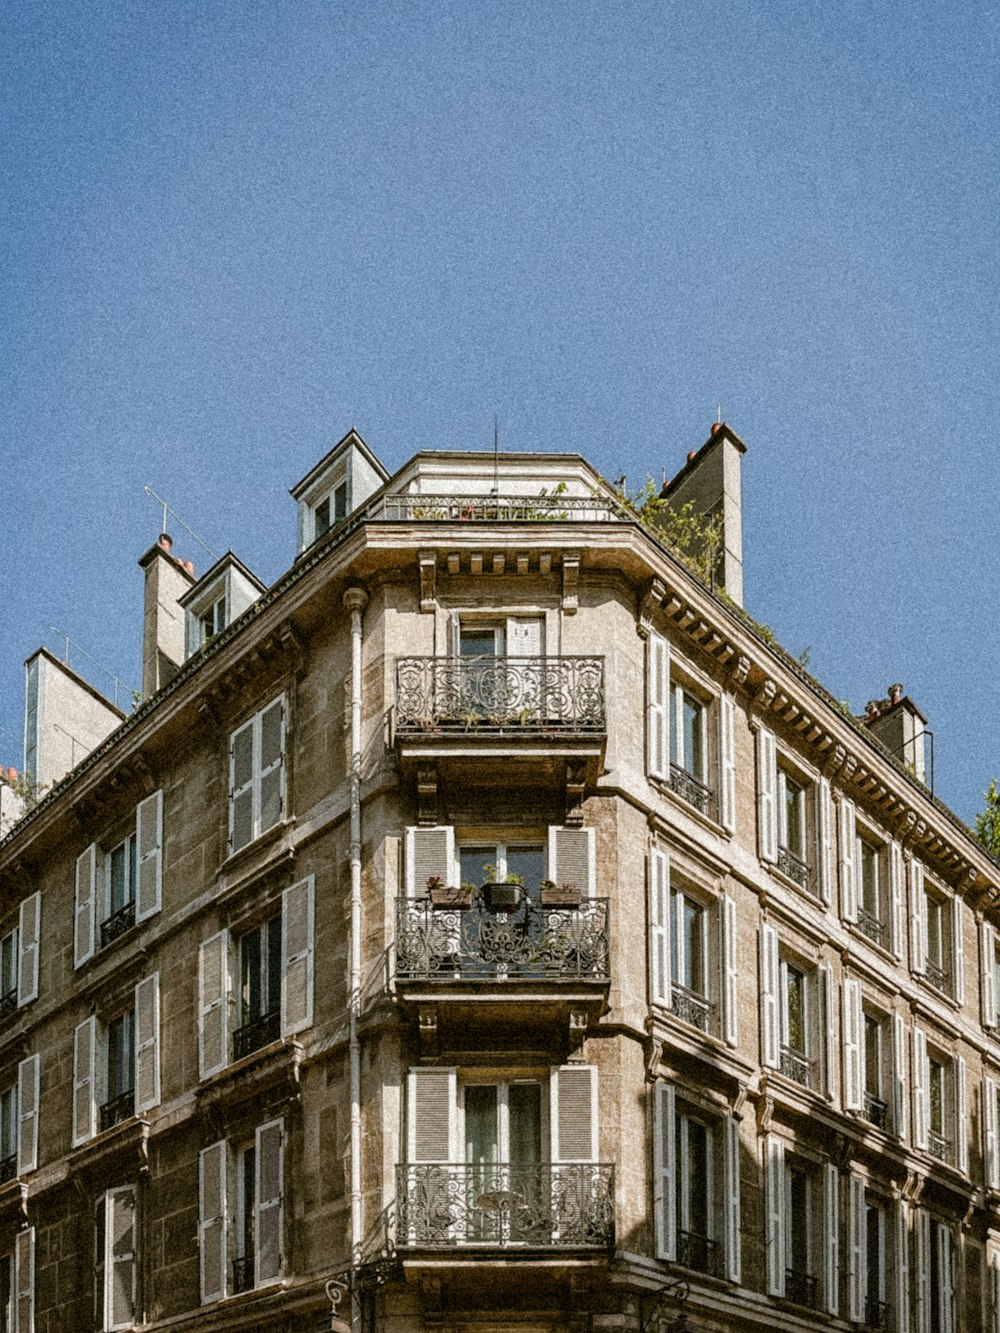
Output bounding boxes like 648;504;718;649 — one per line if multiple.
427;875;473;908
540;879;581;907
481;866;524;911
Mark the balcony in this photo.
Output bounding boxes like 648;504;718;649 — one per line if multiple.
784;1267;819;1310
667;763;712;817
379;493;628;524
0;990;16;1024
677;1229;721;1277
924;958;951;994
0;1155;15;1186
101;900;136;949
864;1297;891;1332
233;1009;281;1061
232;1256;254;1295
779;1045;813;1089
396;1162;614;1250
855;907;886;949
670;984;714;1034
99;1088;135;1133
863;1092;888;1131
777;845;809;891
927;1128;949;1163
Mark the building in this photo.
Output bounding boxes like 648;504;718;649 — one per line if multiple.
1;423;999;1333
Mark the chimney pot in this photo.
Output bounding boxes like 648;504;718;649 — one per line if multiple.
183;560;195;575
687;451;697;462
158;533;173;552
711;420;724;434
888;682;903;705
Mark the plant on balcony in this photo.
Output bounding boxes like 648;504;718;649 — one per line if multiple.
481;866;524;910
426;876;474;908
540;879;581;906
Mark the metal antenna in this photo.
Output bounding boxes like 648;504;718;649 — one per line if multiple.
716;403;722;425
143;486;219;560
47;628;138;712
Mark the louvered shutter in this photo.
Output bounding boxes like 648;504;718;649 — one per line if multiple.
895;1200;911;1333
952;895;965;1005
891;1013;907;1140
986;1077;999;1190
106;1186;136;1330
993;1253;1000;1333
17;1054;39;1175
17;891;40;1007
548;827;596;897
74;844;98;968
255;1118;283;1286
135;789;163;922
134;972;160;1113
912;1026;928;1151
405;826;455;894
406;1067;457;1162
281;876;314;1037
842;978;863;1113
198;930;231;1080
723;1116;741;1283
938;1224;955;1333
719;694;736;832
889;841;904;959
757;726;777;864
15;1226;33;1333
760;924;780;1070
653;1082;676;1261
819;961;835;1100
766;1135;786;1297
258;697;285;835
911;861;927;974
840;799;857;922
824;1162;839;1316
228;716;255;853
983;921;997;1029
550;1065;597;1163
72;1016;97;1146
848;1173;866;1323
199;1140;228;1303
721;894;738;1047
817;777;833;904
648;848;671;1008
506;616;542;656
955;1054;968;1174
915;1208;932;1333
646;632;669;781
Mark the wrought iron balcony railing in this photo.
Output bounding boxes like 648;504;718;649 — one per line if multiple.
677;1229;721;1277
101;900;136;948
396;1162;614;1249
777;845;809;890
232;1255;254;1294
670;984;714;1033
855;907;886;948
395;896;610;983
863;1092;888;1131
779;1045;813;1089
924;958;951;994
0;1154;16;1185
0;990;16;1023
864;1296;891;1331
667;763;712;817
395;656;605;735
233;1008;281;1061
379;493;631;524
785;1267;819;1309
99;1089;135;1132
927;1128;949;1162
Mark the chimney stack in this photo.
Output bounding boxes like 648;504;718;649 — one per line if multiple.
139;534;195;700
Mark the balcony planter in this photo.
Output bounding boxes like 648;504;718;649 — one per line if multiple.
540;880;580;907
482;882;523;911
428;879;474;908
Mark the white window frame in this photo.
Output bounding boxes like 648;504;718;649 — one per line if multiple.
97;1185;136;1332
670;681;709;785
228;696;286;855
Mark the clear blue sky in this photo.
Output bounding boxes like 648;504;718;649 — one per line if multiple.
2;1;997;825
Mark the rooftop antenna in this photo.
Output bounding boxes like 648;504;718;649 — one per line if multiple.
143;486;219;561
716;403;722;426
491;414;499;496
47;628;138;712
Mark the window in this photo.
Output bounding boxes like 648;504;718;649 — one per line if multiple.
74;793;162;968
199;595;226;646
669;685;710;812
0;1254;9;1333
981;919;1000;1029
670;887;710;1030
911;863;963;1001
758;734;831;896
313;478;348;542
104;833;137;946
0;1232;32;1333
0;928;17;1021
863;1014;888;1130
458;843;544;900
457;615;544;659
228;698;285;854
914;1211;956;1333
73;976;160;1146
0;1088;15;1184
761;926;833;1094
843;983;901;1134
912;1027;967;1172
848;1177;890;1328
776;767;809;888
196;1119;283;1299
95;1186;136;1331
198;879;314;1081
765;1138;837;1312
856;836;887;948
101;1010;135;1133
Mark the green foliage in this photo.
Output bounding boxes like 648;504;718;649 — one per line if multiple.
626;479;724;585
975;778;1000;857
797;646;811;669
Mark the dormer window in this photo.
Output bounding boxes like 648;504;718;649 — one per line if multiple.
313;479;348;541
199;595;226;645
180;554;267;660
290;429;389;556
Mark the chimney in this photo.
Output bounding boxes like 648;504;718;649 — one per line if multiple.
656;422;747;605
139;534;195;700
865;683;929;785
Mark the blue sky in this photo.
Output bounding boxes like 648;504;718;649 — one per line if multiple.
2;0;997;824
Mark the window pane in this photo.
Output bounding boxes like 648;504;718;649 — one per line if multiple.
266;915;282;1016
0;1089;15;1161
110;843;128;914
785;967;806;1053
460;628;500;657
240;1146;256;1259
506;847;544;900
0;1254;10;1333
679;1118;710;1238
242;930;263;1024
0;934;15;998
683;696;704;779
926;899;942;965
508;1084;541;1165
314;497;331;539
785;779;804;856
866;1203;883;1305
685;900;705;995
861;843;879;916
107;1012;135;1098
788;1169;810;1273
864;1016;881;1096
459;847;494;889
334;482;348;521
260;704;283;772
928;1060;944;1134
464;1086;498;1166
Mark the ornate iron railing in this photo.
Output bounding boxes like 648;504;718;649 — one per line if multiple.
667;763;712;816
855;907;886;948
0;990;16;1023
233;1008;281;1061
927;1128;949;1162
785;1267;819;1309
924;958;950;993
232;1256;254;1294
777;845;809;890
780;1045;813;1089
863;1092;888;1131
395;656;605;734
670;984;714;1033
101;900;136;948
396;1162;614;1248
99;1089;135;1132
677;1229;721;1277
864;1296;890;1331
395;896;610;982
379;493;631;524
0;1154;16;1185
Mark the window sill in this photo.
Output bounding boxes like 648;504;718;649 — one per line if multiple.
846;921;896;967
196;1037;302;1115
218;819;297;902
914;973;960;1011
652;777;730;841
69;1115;149;1175
768;859;823;905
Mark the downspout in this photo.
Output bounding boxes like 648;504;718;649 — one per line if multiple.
343;586;368;1323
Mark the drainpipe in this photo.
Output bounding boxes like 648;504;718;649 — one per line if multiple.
343;586;368;1319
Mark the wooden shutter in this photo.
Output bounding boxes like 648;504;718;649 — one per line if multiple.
992;1251;1000;1333
199;1140;228;1303
760;923;780;1070
548;827;595;897
17;1054;39;1176
719;694;736;832
406;1067;457;1163
765;1135;786;1296
550;1065;597;1163
134;972;160;1113
228;715;255;853
653;1082;676;1261
986;1077;999;1190
938;1223;955;1333
816;777;833;904
955;1054;968;1174
824;1162;839;1316
723;1116;741;1283
199;930;231;1080
756;726;777;864
721;894;738;1047
135;789;163;922
17;891;40;1007
983;921;997;1028
912;1026;928;1151
74;844;98;968
915;1208;932;1333
839;799;857;922
848;1172;866;1323
506;616;542;656
405;826;455;894
952;895;965;1005
258;697;285;835
72;1016;97;1146
895;1200;911;1333
889;841;904;959
281;877;315;1037
255;1118;283;1286
842;978;863;1113
648;848;671;1008
106;1186;136;1330
819;961;835;1100
911;861;927;974
891;1012;907;1140
646;632;669;781
15;1226;33;1333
